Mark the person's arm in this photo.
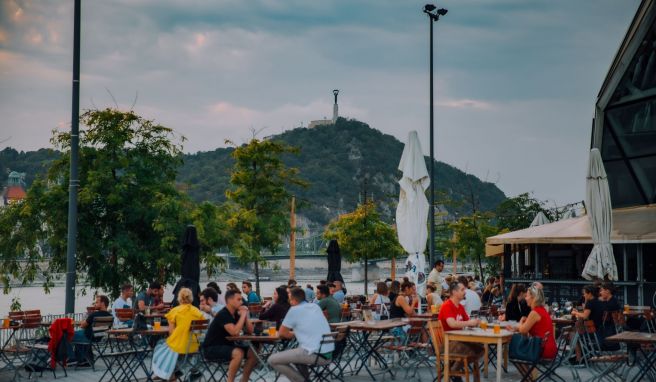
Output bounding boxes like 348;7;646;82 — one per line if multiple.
259;304;276;321
369;294;378;305
223;307;249;336
445;316;479;329
573;308;591;320
517;310;541;334
80;314;92;329
396;296;415;316
278;325;294;340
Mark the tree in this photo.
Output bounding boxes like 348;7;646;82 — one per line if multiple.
0;109;228;297
447;212;499;279
225;138;306;295
323;201;404;262
495;192;554;232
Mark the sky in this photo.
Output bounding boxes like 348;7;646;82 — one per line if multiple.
0;0;642;205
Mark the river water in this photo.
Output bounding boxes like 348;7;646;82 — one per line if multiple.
1;281;370;315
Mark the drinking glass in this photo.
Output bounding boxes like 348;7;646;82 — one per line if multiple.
153;317;161;330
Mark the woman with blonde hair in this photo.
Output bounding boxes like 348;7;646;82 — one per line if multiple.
152;287;204;381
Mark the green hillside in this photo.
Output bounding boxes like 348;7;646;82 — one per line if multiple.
0;118;506;227
178;118;507;227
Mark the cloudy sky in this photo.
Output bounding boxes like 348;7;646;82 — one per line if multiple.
0;0;642;205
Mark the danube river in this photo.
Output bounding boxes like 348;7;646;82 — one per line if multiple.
1;281;370;315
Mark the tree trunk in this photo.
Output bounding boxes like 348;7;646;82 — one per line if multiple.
391;257;396;280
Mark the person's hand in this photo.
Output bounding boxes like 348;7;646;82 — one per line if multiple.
519;316;527;324
238;305;249;316
469;318;480;327
498;314;506;321
263;300;272;309
199;304;210;313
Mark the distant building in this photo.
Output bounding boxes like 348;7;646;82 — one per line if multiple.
2;171;27;206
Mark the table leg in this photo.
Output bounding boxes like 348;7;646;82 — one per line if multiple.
496;338;502;382
483;344;489;377
444;335;450;381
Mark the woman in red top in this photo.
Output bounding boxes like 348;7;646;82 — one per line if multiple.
516;285;557;359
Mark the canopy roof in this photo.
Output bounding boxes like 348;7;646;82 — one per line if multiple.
485;204;656;256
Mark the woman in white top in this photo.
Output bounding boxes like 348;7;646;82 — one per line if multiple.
369;282;391;305
426;284;443;309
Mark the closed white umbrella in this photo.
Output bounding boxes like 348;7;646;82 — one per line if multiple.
530;211;550;227
582;149;617;281
396;131;429;301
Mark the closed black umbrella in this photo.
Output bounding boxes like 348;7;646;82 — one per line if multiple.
172;225;201;307
326;240;344;283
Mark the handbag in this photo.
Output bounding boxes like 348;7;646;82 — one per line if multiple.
509;333;543;362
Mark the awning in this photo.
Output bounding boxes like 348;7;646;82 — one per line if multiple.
485;204;656;256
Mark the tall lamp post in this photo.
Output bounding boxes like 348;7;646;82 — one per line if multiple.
65;0;81;314
423;4;447;268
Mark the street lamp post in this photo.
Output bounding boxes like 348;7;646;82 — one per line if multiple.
423;4;447;268
65;0;81;315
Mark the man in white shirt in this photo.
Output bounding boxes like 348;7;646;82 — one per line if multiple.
427;260;445;296
268;287;335;382
112;283;134;326
458;276;481;315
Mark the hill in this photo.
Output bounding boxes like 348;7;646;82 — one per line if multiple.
0;118;506;228
178;118;506;227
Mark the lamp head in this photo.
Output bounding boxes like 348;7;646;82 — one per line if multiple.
333;89;339;96
437;8;448;16
424;4;436;12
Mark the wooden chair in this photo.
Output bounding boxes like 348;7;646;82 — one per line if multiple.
427;320;480;382
115;308;134;323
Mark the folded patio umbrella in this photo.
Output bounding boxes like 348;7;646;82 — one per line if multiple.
582;149;617;281
326;240;345;284
172;225;201;307
396;131;429;299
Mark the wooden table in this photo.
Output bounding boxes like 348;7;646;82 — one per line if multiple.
606;331;656;382
444;328;513;382
109;326;170;336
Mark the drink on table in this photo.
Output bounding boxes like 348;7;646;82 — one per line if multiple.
268;326;277;336
154;317;161;330
2;317;9;328
480;319;488;330
624;304;630;313
493;322;501;334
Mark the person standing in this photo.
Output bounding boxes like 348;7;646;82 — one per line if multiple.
427;260;445;296
202;290;258;382
268;287;334;382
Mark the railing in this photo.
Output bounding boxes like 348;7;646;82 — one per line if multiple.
0;312;87;347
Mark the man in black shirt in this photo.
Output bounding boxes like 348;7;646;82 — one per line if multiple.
72;295;113;365
203;289;257;382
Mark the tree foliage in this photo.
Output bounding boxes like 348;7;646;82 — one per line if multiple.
0;109;228;297
323;201;404;262
224;138;306;292
495;192;557;232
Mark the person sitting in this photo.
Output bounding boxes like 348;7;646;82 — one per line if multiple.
287;279;298;288
135;282;165;312
241;281;260;304
389;281;416;318
512;285;557;376
439;282;484;373
202;289;257;382
458;276;482;316
502;284;531;322
259;286;291;329
574;282;621;350
151;288;205;381
426;284;443;311
316;284;341;323
388;280;401;303
304;284;315;302
72;295;112;365
427;260;445;296
330;281;346;303
369;282;391;306
112;283;134;326
207;282;226;306
268;287;334;382
200;287;224;322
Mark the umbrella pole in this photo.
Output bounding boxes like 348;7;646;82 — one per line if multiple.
290;196;296;280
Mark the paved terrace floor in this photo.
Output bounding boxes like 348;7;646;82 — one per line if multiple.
0;360;638;382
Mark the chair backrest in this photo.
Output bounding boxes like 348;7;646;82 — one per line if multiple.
21;314;42;329
115;308;134;322
185;319;209;355
91;316;113;340
427;319;445;358
87;306;99;314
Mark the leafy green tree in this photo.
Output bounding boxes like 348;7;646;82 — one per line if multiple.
323;201;404;262
0;109;228;297
495;192;554;232
225;138;306;295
